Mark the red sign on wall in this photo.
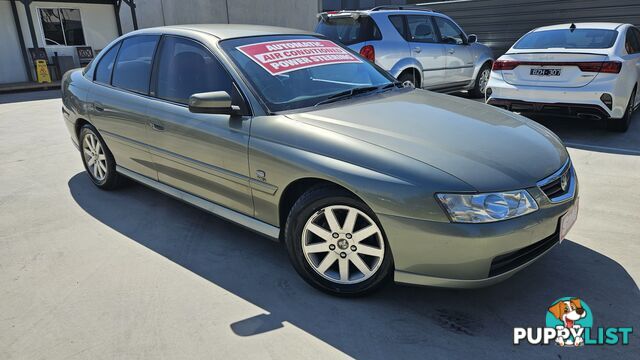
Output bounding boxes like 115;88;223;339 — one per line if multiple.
236;39;362;75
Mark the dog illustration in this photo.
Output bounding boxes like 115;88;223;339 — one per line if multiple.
548;298;587;346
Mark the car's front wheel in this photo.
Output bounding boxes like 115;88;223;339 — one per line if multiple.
607;89;635;132
284;186;393;296
79;124;121;189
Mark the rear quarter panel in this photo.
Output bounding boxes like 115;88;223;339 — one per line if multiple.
61;69;93;147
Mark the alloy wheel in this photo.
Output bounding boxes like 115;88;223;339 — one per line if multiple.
301;205;385;284
479;69;490;94
82;132;108;181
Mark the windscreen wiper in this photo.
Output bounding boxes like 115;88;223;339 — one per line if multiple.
314;85;383;107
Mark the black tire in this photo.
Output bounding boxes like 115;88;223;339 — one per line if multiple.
607;89;635;132
397;71;419;89
79;124;121;190
284;185;394;296
470;63;491;98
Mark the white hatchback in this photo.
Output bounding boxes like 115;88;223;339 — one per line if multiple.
486;23;640;132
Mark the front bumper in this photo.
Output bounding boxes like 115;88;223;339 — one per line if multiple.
485;72;626;119
380;172;578;288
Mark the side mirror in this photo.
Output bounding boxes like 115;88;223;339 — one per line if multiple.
467;34;478;44
188;91;240;115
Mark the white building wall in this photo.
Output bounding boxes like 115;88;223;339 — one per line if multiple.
120;0;320;33
0;1;29;83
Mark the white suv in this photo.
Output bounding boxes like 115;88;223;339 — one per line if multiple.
486;23;640;132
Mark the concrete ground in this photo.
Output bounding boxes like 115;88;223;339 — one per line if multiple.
1;90;638;359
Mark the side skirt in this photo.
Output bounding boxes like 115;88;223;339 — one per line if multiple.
116;166;280;241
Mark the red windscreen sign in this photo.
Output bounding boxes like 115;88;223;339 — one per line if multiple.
236;39;362;75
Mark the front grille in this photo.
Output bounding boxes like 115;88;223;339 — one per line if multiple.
489;227;560;277
538;161;574;203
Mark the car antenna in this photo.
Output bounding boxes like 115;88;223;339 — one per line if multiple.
570;23;577;32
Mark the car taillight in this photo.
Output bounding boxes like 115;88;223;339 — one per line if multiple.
359;45;375;62
492;60;519;71
598;61;622;74
492;60;623;74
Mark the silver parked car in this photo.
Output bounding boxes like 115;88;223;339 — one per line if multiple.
62;25;578;296
316;6;494;96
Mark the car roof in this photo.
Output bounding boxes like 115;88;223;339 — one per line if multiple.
533;22;627;32
135;24;315;40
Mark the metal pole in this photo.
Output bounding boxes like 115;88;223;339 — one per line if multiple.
10;0;34;82
22;0;39;49
114;0;123;36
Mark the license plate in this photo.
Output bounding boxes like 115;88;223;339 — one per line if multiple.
530;68;562;76
559;200;579;242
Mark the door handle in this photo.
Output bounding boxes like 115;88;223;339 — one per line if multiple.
413;47;421;53
149;123;165;131
448;48;456;54
94;104;104;112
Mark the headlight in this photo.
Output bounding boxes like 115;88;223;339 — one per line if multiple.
436;190;538;223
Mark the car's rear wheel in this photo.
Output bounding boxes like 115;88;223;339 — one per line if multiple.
607;89;635;132
284;186;393;296
80;124;121;189
471;63;491;98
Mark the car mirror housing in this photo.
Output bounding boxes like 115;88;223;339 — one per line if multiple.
467;34;478;44
189;91;240;115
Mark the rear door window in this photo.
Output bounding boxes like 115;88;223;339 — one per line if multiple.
406;15;438;43
112;35;160;94
316;16;381;45
94;42;120;84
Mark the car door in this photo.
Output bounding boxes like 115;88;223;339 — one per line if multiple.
433;16;475;86
87;35;160;180
144;35;253;216
401;15;446;88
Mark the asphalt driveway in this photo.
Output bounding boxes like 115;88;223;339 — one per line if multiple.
1;90;638;359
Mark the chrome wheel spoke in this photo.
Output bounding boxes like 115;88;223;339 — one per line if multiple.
98;161;107;173
324;208;341;233
357;244;383;257
316;252;338;274
87;157;96;166
338;258;349;281
306;223;333;241
352;225;378;243
83;148;93;158
350;255;372;277
342;208;358;233
304;242;329;254
92;162;99;178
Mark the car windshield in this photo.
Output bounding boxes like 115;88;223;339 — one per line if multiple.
514;29;618;49
220;35;395;112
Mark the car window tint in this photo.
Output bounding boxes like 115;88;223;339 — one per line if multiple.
154;36;236;105
316;16;381;45
633;28;640;53
112;35;159;94
514;29;618;49
94;42;120;84
406;16;437;43
388;15;406;39
434;17;464;45
626;28;640;54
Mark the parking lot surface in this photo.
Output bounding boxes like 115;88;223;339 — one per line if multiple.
1;90;638;359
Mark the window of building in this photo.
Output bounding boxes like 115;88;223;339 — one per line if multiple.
39;8;86;46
